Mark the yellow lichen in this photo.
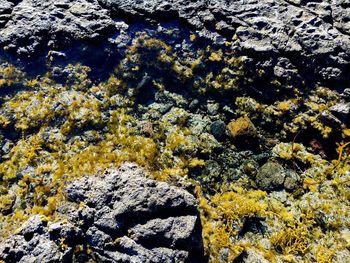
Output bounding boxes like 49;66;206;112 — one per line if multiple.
227;116;256;138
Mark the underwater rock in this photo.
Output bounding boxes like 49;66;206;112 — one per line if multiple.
242;249;270;263
189;99;200;111
0;163;204;262
333;249;350;263
191;148;256;193
206;101;220;116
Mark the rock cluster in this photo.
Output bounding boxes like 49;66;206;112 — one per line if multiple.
0;163;204;263
0;0;349;85
0;0;350;262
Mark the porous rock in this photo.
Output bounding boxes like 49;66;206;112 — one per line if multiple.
0;163;204;263
0;0;116;56
0;0;349;85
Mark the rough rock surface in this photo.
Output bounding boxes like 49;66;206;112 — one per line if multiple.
255;160;301;191
0;163;204;263
0;0;349;85
0;0;117;57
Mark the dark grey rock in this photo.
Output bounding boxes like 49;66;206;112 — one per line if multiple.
0;216;72;263
100;0;350;83
1;140;13;155
0;1;13;27
242;248;270;263
202;160;221;181
0;0;116;57
210;120;226;140
189;99;199;111
102;236;189;263
0;0;349;85
207;101;219;115
0;163;204;263
86;226;113;248
19;215;45;238
129;216;201;250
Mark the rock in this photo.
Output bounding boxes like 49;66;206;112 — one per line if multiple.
227;116;258;149
129;216;201;250
255;161;285;191
0;1;13;27
227;116;257;139
197;133;222;154
0;163;204;262
341;88;350;100
192;148;254;193
256;161;301;191
239;217;267;237
0;216;73;263
106;236;189;263
1;140;13;155
19;215;46;238
103;0;350;84
188;114;211;136
0;193;15;215
161;107;189;126
0;0;116;57
333;249;350;263
330;102;350;121
207;101;219;115
0;0;348;86
283;169;301;191
242;248;270;263
210;120;226;140
189;99;199;111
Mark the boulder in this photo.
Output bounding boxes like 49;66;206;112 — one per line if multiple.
0;163;204;263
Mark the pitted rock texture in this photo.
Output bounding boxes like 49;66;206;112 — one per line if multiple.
0;0;349;85
0;163;204;263
0;0;117;56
